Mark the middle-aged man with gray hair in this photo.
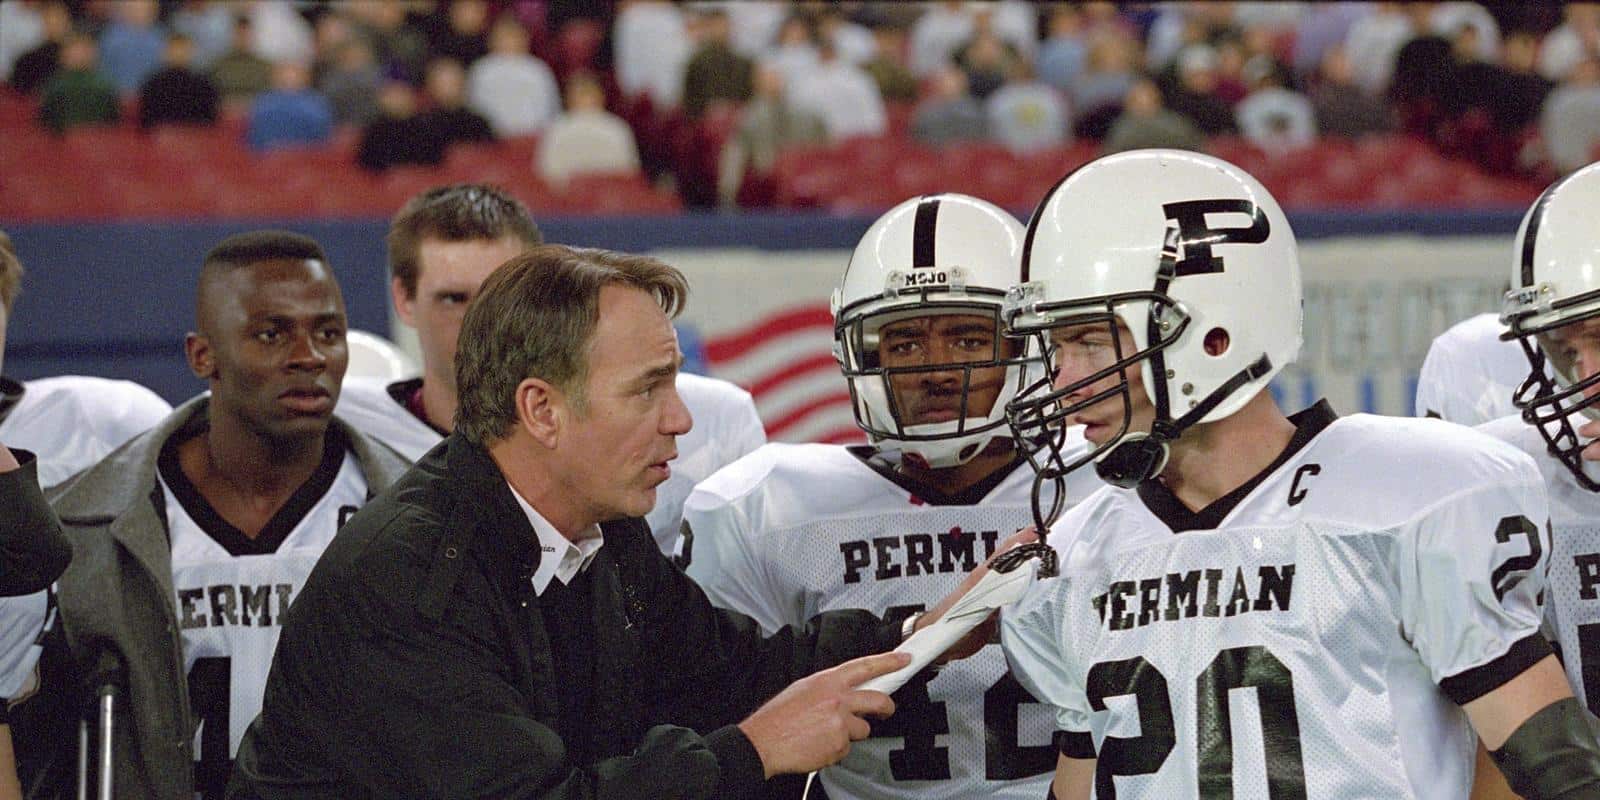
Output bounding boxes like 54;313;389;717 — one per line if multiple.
230;245;1026;799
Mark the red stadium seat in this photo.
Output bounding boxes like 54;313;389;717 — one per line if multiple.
107;173;214;219
501;175;558;211
783;169;851;208
0;128;59;172
1353;134;1434;172
889;148;943;197
60;126;149;170
884;102;915;138
560;174;681;214
308;172;388;218
1205;136;1265;170
498;135;540;168
0;169;103;220
836;135;913;169
1052;140;1101;175
829;182;908;214
0;89;36;130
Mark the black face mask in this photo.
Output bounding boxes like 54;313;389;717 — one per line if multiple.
1508;314;1600;492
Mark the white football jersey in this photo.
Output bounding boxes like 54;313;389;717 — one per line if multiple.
1003;403;1550;800
1415;313;1528;425
684;439;1099;800
335;373;766;557
0;590;50;703
651;372;766;559
1479;413;1600;718
0;375;171;487
158;434;370;796
332;377;444;463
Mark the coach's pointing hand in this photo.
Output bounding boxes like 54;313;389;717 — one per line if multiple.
738;650;910;777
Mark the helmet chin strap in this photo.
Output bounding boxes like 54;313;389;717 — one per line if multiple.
1094;431;1171;489
899;433;995;470
891;415;1003;469
1094;354;1273;489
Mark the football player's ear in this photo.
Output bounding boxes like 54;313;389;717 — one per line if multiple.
185;332;216;380
391;276;417;327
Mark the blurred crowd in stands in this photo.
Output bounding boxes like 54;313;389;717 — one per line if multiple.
0;0;1596;216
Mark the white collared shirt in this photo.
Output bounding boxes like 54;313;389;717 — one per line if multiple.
507;483;604;595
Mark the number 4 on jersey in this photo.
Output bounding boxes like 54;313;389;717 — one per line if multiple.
876;605;1054;782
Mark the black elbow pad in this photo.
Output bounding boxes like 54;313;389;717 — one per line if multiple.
1489;697;1600;799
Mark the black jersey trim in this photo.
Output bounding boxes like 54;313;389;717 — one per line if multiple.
1136;400;1337;533
1056;729;1096;759
385;376;449;436
0;376;23;427
849;444;1029;506
157;421;350;557
1440;633;1554;706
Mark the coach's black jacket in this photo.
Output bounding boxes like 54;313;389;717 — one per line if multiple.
0;450;70;597
230;432;902;800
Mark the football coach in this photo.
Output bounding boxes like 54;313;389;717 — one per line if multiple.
229;245;1008;799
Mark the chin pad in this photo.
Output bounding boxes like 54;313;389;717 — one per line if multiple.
1094;433;1170;488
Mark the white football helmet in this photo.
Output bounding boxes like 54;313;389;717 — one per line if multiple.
832;193;1036;468
1502;161;1600;490
1005;149;1302;488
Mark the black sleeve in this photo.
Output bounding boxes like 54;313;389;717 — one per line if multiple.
9;622;82;798
0;451;71;597
1488;697;1600;799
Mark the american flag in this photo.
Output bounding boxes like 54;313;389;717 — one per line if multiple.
696;304;866;445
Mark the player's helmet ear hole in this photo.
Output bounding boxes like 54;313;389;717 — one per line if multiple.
1203;327;1230;357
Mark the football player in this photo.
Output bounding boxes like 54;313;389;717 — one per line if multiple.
0;229;164;796
0;230;171;488
335;183;765;556
1481;163;1600;774
998;150;1600;799
11;232;411;799
1415;311;1525;424
684;194;1100;799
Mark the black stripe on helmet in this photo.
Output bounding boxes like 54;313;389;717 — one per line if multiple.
913;196;941;268
1523;172;1578;288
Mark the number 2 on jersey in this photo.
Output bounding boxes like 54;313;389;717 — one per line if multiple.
1086;646;1306;799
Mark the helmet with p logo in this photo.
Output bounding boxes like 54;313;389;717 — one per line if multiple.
1005;149;1303;490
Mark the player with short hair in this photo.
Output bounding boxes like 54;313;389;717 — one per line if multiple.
998;150;1599;799
11;231;411;800
1482;163;1600;752
684;194;1100;799
336;182;764;556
